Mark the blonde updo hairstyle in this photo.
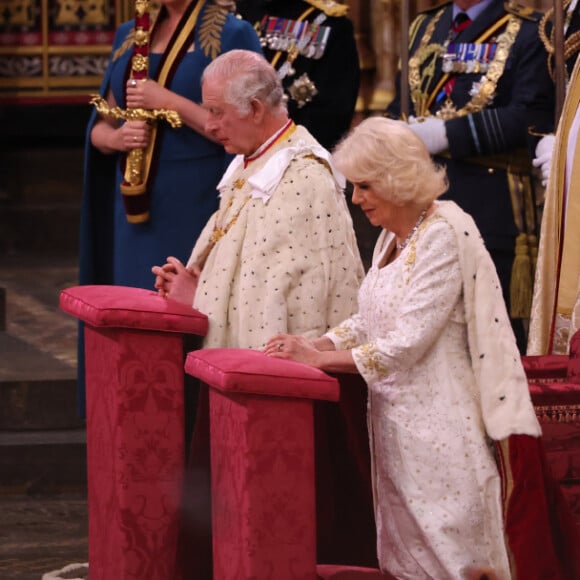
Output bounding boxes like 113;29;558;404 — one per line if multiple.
333;116;448;207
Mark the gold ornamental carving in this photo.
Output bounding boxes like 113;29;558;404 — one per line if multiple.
0;0;35;27
54;0;110;26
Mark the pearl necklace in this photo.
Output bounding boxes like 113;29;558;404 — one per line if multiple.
396;208;428;251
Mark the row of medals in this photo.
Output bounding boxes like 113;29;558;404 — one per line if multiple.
441;42;497;74
259;17;329;60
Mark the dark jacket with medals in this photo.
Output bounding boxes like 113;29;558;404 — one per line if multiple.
238;0;360;151
386;0;553;322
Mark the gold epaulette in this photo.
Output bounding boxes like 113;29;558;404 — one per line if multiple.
408;1;449;47
304;0;348;18
504;1;542;22
409;14;427;48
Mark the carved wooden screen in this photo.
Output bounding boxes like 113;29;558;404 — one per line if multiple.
0;0;131;102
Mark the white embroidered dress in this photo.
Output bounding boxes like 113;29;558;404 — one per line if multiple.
327;207;512;579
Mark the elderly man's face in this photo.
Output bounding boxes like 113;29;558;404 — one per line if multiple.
202;75;258;156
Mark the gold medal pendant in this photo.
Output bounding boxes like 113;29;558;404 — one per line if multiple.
436;97;458;121
288;73;318;108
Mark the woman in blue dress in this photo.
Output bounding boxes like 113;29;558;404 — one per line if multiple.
81;0;261;290
77;0;261;414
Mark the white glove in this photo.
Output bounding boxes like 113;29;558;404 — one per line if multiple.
406;116;449;155
532;134;556;187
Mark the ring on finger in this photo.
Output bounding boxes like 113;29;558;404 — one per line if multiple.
133;136;138;142
130;79;137;87
277;342;283;351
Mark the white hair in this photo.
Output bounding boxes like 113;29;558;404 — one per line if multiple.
202;49;287;116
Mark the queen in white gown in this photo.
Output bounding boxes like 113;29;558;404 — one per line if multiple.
327;213;509;579
265;117;542;579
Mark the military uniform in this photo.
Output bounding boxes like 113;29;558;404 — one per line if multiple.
238;0;360;151
386;0;552;350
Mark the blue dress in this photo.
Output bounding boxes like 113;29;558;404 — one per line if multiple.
80;5;262;290
77;3;262;415
110;50;226;288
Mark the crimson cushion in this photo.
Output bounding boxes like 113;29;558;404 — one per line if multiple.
522;354;569;381
185;348;339;401
529;381;580;408
59;285;208;335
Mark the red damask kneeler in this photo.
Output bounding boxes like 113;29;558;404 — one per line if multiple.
184;348;340;579
60;285;207;580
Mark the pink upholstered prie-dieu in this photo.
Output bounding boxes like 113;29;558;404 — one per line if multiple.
84;327;186;580
59;285;208;335
185;348;339;401
184;348;343;579
180;354;376;579
60;284;208;580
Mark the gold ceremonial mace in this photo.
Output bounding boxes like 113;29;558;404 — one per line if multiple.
90;0;182;223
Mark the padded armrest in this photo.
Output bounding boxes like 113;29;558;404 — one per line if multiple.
59;285;208;335
529;381;580;408
522;354;569;381
185;348;339;402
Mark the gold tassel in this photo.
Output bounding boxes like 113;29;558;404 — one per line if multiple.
506;165;538;321
510;233;533;318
